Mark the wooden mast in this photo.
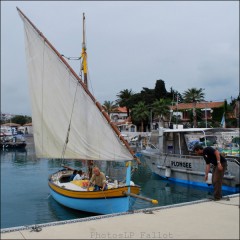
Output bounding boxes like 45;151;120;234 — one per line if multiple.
81;13;88;88
81;13;92;177
17;7;140;164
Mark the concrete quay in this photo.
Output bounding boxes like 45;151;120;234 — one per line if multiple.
1;194;239;239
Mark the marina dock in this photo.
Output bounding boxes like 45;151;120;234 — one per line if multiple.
1;194;239;239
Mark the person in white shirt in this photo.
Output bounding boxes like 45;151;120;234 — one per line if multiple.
73;170;84;180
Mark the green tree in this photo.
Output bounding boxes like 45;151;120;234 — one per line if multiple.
151;99;170;127
211;107;224;126
154;79;168;99
102;101;118;115
127;93;143;109
139;87;156;105
131;101;149;132
169;88;183;103
182;88;205;127
10;115;32;125
116;89;134;117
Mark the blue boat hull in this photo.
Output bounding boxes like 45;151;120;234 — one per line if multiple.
50;189;134;214
157;175;240;193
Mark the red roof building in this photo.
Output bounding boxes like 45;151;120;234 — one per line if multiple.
169;101;224;122
109;107;137;132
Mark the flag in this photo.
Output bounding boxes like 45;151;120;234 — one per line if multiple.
220;113;226;128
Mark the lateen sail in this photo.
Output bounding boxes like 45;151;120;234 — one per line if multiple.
18;9;133;161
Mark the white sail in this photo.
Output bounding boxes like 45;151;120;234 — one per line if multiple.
19;12;133;161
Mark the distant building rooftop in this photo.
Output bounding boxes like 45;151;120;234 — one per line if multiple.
170;101;224;110
1;123;21;127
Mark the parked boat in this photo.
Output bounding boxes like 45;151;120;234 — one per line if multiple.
141;127;240;193
1;126;26;149
0;138;26;149
121;132;151;153
18;8;152;214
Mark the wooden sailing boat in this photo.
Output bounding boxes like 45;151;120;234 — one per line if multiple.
17;8;143;214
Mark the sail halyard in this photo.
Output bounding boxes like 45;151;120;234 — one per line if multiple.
17;7;138;162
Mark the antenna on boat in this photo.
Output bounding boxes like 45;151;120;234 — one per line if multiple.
81;12;88;89
169;94;175;127
176;94;179;129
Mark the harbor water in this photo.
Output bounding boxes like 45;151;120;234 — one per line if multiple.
1;135;232;229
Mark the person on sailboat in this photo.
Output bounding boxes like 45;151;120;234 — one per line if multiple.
69;170;77;181
88;160;94;179
193;145;227;201
87;167;107;191
73;170;85;180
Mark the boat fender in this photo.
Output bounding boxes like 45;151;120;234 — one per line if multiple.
151;199;158;204
165;167;171;178
114;180;118;188
130;181;135;186
206;173;212;185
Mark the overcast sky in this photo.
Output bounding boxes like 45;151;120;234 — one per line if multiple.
1;1;239;116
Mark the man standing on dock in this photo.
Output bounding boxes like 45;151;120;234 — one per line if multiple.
193;145;227;201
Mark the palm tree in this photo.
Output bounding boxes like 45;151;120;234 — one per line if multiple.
182;88;205;127
102;101;118;115
116;89;134;117
151;99;170;127
131;101;149;132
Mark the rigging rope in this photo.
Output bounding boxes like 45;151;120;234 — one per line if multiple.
61;54;81;61
61;77;80;161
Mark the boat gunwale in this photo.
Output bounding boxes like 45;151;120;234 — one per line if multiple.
162;127;239;133
48;180;141;199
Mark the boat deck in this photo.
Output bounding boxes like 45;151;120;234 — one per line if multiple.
1;194;239;239
56;182;87;191
54;181;123;192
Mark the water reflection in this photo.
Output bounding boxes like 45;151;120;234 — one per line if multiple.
46;196;96;223
1;148;28;167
